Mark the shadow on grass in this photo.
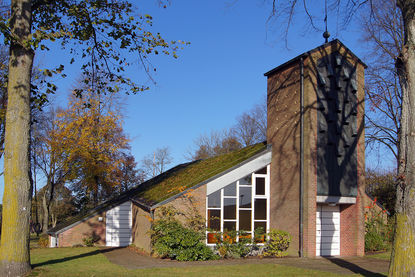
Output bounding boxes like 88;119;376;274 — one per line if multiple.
325;258;387;277
32;247;122;268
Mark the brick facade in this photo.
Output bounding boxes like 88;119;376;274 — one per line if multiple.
131;184;207;253
266;40;365;257
56;213;106;247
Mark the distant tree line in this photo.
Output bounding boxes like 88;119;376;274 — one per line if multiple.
187;102;266;160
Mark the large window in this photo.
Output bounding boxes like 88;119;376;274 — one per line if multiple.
206;165;270;244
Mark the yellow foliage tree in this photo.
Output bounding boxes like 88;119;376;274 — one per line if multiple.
52;92;129;206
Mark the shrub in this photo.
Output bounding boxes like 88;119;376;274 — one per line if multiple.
82;233;100;247
366;170;396;216
38;234;49;248
214;231;254;259
365;198;392;252
263;229;291;257
151;219;218;261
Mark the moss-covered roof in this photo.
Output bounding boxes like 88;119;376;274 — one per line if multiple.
134;142;268;204
48;142;268;235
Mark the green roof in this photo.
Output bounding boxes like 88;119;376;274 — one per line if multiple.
48;142;268;235
135;142;268;204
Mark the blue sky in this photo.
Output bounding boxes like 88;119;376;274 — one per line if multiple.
0;1;396;203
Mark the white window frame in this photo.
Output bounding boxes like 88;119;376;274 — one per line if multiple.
206;164;270;246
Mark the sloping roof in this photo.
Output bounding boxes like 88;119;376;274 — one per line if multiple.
133;142;268;205
264;39;367;77
48;142;269;235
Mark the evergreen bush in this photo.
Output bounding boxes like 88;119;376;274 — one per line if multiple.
151;219;218;261
263;229;291;257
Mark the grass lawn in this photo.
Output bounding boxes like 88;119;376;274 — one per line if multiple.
367;251;391;261
29;247;356;277
30;234;41;249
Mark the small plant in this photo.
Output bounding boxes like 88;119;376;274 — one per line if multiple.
263;229;291;257
151;217;218;261
214;231;257;259
82;233;100;247
38;234;49;248
254;227;266;243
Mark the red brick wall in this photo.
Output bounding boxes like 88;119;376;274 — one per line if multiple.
267;60;302;256
57;213;106;247
266;40;365;257
340;201;364;256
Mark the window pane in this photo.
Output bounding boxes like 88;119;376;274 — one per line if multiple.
239;210;252;231
238;233;252;242
208;210;220;231
239;187;252;208
255;167;267;174
254;199;267;220
224;198;236;219
208;190;221;208
239;175;252;186
223;221;236;231
256;177;265;195
224;182;236;196
254;222;267;243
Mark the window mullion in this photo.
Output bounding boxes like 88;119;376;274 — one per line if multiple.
251;172;255;238
205;196;208;244
236;180;240;242
267;164;270;233
220;188;224;237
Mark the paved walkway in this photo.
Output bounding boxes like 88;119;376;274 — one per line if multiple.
103;247;389;276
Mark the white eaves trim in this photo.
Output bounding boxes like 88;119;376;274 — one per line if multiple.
206;150;272;195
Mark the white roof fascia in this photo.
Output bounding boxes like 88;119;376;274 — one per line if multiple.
206;150;271;195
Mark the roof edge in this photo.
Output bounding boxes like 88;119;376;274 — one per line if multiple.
150;145;272;210
264;39;367;77
47;194;134;236
130;198;151;212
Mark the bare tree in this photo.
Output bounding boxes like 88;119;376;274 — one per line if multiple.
233;102;267;147
362;0;403;169
141;147;173;179
117;152;145;191
187;130;242;160
32;108;69;233
251;102;267;139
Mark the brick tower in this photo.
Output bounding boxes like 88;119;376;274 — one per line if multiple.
265;39;366;257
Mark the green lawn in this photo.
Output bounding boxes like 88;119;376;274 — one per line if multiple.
30;234;40;249
29;247;352;277
368;251;391;261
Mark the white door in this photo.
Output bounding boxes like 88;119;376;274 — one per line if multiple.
316;204;340;256
106;201;132;247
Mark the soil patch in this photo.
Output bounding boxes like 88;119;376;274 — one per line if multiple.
103;247;389;275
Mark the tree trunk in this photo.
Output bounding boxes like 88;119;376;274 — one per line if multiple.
41;194;49;233
389;1;415;275
0;0;33;276
51;210;57;228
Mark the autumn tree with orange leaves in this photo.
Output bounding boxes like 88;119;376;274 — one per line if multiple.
53;91;130;208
